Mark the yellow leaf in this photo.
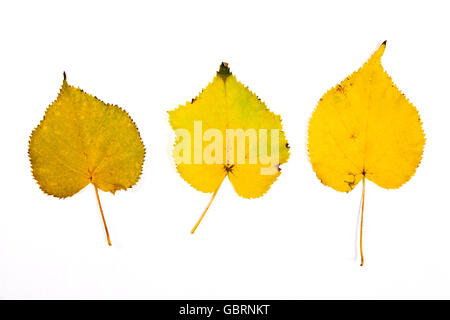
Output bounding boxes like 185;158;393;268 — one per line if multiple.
308;42;425;265
169;63;290;233
28;73;145;246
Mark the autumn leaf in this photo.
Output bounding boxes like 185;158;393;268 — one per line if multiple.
28;73;145;246
169;63;290;233
308;42;425;266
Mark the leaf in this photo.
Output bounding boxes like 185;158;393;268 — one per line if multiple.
308;41;425;265
169;63;290;233
28;73;145;246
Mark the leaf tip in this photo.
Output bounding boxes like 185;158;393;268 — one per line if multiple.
370;41;387;62
62;71;69;88
217;62;232;79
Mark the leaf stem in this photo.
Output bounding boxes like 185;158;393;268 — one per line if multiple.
94;184;112;246
360;176;366;266
191;176;226;234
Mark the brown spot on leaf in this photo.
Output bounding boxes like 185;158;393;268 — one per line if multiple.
224;164;234;173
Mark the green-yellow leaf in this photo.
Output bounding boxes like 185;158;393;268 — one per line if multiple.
308;42;425;265
169;63;290;233
28;73;145;245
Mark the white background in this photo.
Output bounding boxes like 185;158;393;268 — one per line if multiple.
0;0;449;299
